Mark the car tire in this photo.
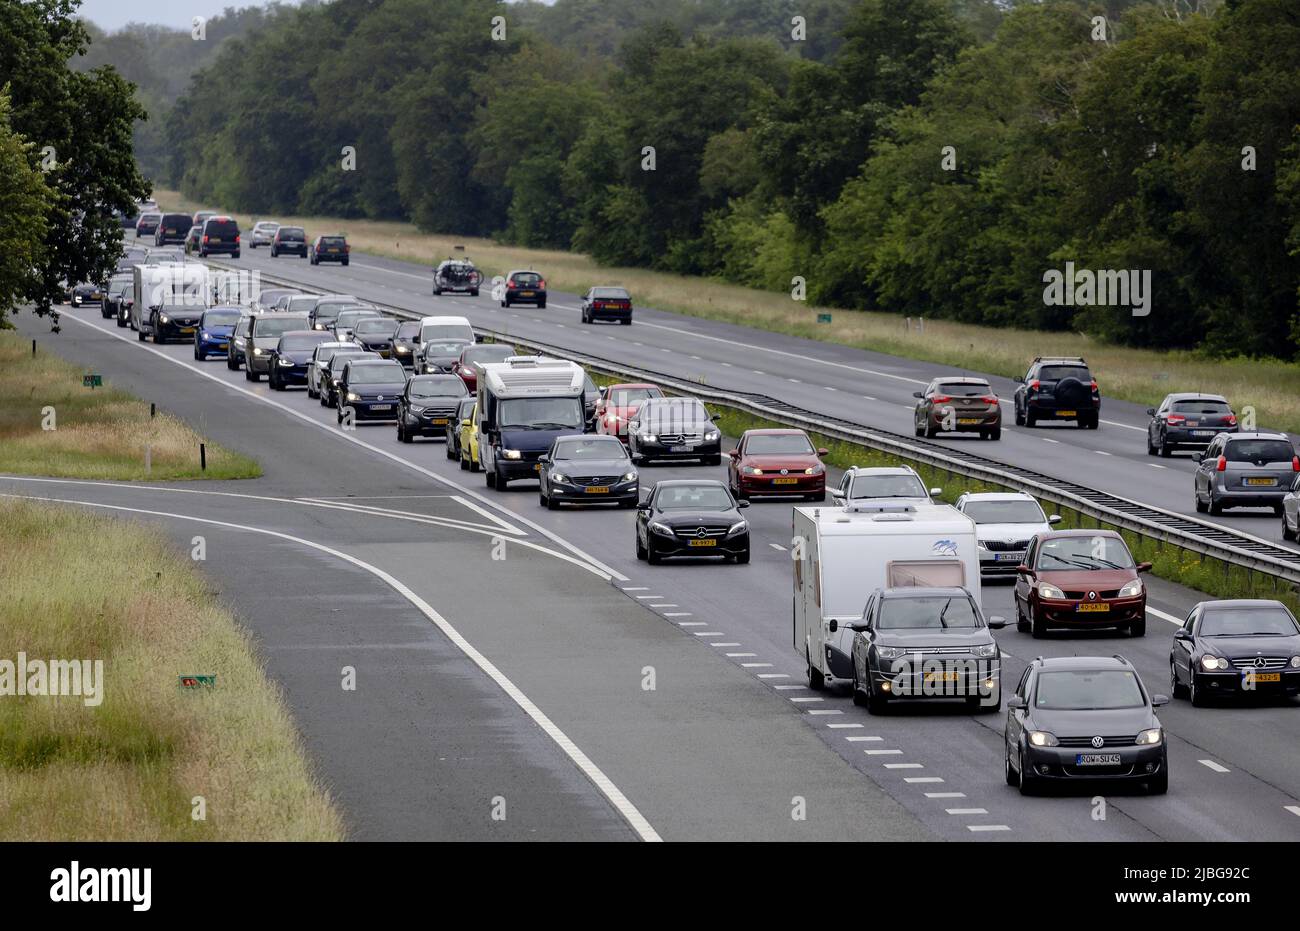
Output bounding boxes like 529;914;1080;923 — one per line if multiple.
1030;610;1046;639
486;467;497;489
646;540;661;565
809;490;826;502
1189;673;1206;707
636;532;647;561
1283;512;1296;541
398;423;412;443
137;326;146;342
852;670;867;707
152;328;163;344
1014;405;1025;427
1147;434;1157;456
342;259;349;266
469;289;478;297
1129;616;1146;637
459;455;470;471
806;650;825;691
245;368;258;382
620;318;632;325
1159;438;1172;457
546;491;558;511
1016;598;1030;633
226;353;236;370
1194;489;1208;513
1017;748;1038;796
1208;495;1223;516
914;422;924;437
1273;502;1285;517
193;344;202;360
706;455;722;467
538;300;546;309
1171;660;1189;699
866;686;889;715
1005;744;1020;787
501;299;509;308
732;486;747;501
581;310;589;324
446;441;457;460
923;421;937;439
269;370;279;390
1025;412;1037;428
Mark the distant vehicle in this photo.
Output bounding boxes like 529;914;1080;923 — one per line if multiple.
271;294;321;315
595;383;663;442
309;234;349;265
501;270;546;308
183;225;202;255
136;198;158;212
250;288;301;314
227;315;252;369
308;296;361;332
1013;356;1100;429
154;212;192;246
446;397;477;462
1281;476;1300;541
199;216;241;258
727;428;828;501
100;274;133;318
147;303;204;344
193;306;242;360
832;465;939;505
68;281;105;308
1169;599;1300;705
476;357;587;489
337;359;408;425
955;492;1060;577
453;342;513;393
249;221;280;249
396;374;468;443
1146;393;1238;458
321;349;381;408
135;212;161;238
538;434;639;510
352;317;399;358
626;397;723;465
1194;432;1297;515
913;377;1002;440
108;279;134;326
269;330;333;390
332;307;382;342
458;402;482;471
192;210;218;230
848;587;1005;714
1013;529;1150;638
118;209;139;229
432;258;481;296
392;320;422;367
580;286;632;325
1006;655;1168;795
270;226;308;258
307;343;364;400
244;312;311;382
635;480;750;564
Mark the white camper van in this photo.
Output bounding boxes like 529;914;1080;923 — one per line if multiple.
793;501;981;689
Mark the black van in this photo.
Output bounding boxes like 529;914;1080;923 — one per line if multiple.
200;216;241;258
154;213;192;246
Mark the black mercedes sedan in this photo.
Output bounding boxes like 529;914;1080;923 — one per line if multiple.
538;435;638;510
269;331;333;390
337;359;408;424
1169;599;1300;705
397;374;467;442
353;317;400;358
635;480;750;564
420;337;473;375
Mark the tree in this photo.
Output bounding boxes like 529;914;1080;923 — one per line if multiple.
0;94;54;322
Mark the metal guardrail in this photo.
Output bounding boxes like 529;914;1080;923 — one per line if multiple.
204;258;1300;587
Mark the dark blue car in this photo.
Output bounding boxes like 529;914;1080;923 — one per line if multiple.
194;307;243;361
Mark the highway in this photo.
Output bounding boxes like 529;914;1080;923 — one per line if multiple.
12;249;1300;842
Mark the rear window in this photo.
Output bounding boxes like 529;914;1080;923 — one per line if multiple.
160;213;190;228
936;382;991;397
421;323;475;343
279;333;327;350
510;273;542;286
592;288;630;300
320;236;346;246
1171;399;1231;414
1225;439;1294;463
1037;365;1090;382
205;219;239;236
253;316;310;338
279;228;305;241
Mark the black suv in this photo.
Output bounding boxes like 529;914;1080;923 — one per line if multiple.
1013;357;1100;429
271;227;308;258
199;216;241;258
154;213;192;246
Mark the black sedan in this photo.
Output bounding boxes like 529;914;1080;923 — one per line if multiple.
580;286;632;325
269;331;334;390
1169;599;1300;705
1005;655;1168;795
446;397;477;461
337;359;408;424
391;321;421;367
322;350;380;408
635;480;750;564
352;317;399;358
69;282;105;308
397;375;468;442
421;337;473;375
627;397;724;465
539;435;638;510
1146;393;1238;458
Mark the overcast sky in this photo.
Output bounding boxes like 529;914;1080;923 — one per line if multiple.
77;0;299;32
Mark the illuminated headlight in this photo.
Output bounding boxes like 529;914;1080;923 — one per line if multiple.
704;430;720;442
314;323;325;330
159;314;170;323
804;465;822;475
277;357;293;366
551;473;570;485
876;646;905;660
502;449;522;460
640;433;656;443
1117;579;1143;598
1028;731;1058;747
743;466;763;475
621;471;637;482
346;392;360;402
727;520;748;535
972;643;998;658
200;331;209;338
395;345;410;354
1135;727;1162;746
1200;655;1229;671
649;521;674;536
1291;656;1300;668
253;347;266;356
1037;581;1066;599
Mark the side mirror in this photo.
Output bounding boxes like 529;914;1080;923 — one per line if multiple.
988;616;1007;629
459;419;471;428
538;454;550;464
1016;564;1033;575
1048;514;1061;524
636;502;650;511
912;391;923;399
1151;694;1170;707
711;410;724;420
1136;562;1152;573
1146;407;1156;416
830;489;845;500
930;488;943;497
827;619;837;633
816;448;829;457
1007;696;1026;710
1013;375;1024;384
727;449;739;457
737;500;750;509
1174;629;1192;641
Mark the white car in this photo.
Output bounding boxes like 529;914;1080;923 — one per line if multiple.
249;221;281;249
831;465;940;506
954;491;1060;577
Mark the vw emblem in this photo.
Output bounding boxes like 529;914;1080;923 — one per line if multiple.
695;527;707;538
1091;736;1104;748
1255;657;1267;668
780;468;789;475
1087;591;1098;601
377;395;384;401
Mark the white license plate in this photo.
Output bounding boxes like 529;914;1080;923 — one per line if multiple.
1192;430;1215;436
1076;753;1122;766
670;445;691;453
994;552;1024;562
370;404;392;411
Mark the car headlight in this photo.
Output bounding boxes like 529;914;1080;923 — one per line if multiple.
1028;731;1059;747
1200;655;1229;671
972;642;998;658
253;347;266;356
640;433;656;443
621;470;637;482
727;520;748;535
876;646;906;660
277;357;293;366
1037;581;1066;599
804;465;822;475
408;405;425;415
1291;656;1300;669
200;331;209;338
649;521;674;536
346;392;360;402
1117;578;1143;598
159;314;169;323
704;430;720;442
502;449;522;460
551;473;570;485
743;466;763;475
396;345;410;354
1135;727;1162;746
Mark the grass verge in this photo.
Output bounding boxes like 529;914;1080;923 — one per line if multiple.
0;331;260;480
0;498;344;840
157;189;1300;435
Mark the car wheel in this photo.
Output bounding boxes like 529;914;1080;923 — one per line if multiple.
245;368;258;382
538;300;546;309
1016;598;1030;633
1159;439;1172;457
1014;405;1025;427
233;251;240;259
1129;615;1146;637
1171;660;1189;699
1147;433;1157;455
446;441;457;461
152;328;163;344
646;539;661;565
501;299;509;308
1194;488;1208;513
1283;511;1296;541
1030;609;1046;639
1147;765;1168;795
1273;502;1285;517
546;491;558;511
398;422;411;443
1025;412;1037;428
706;454;721;466
581;310;589;324
1189;673;1206;707
635;531;647;561
1005;744;1020;786
809;490;826;502
193;344;202;360
923;421;937;439
914;422;924;437
620;318;632;325
1018;748;1038;796
226;353;236;370
459;454;470;471
806;650;824;691
342;258;348;266
852;669;867;707
866;685;889;715
1208;495;1223;516
469;289;478;297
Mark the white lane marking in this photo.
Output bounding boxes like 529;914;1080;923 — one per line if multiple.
863;396;876;401
622;586;649;591
1148;606;1181;625
967;825;1011;832
865;750;904;756
740;662;773;668
1199;760;1230;773
61;312;626;581
693;631;725;637
883;762;922;768
1149;463;1167;469
789;697;823;703
690;355;700;360
2;492;661;842
664;613;693;618
756;673;789;679
752;370;764;375
447;495;529;534
1041;438;1060;444
654;604;679;608
1094;450;1111;456
725;652;757;658
634;594;664;600
1285;806;1300;817
710;642;741;647
787;378;801;384
904;777;943;784
720;362;731;367
946;808;988;815
769;543;786;551
925;792;965;798
676;621;705;626
773;684;806;690
844;736;883;742
805;709;842;715
826;723;863;729
296;495;526;537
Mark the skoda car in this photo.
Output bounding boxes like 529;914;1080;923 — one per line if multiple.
337;359;408;424
955;492;1060;578
1005;655;1168;795
193;307;242;360
269;331;333;390
1170;599;1300;706
727;428;828;501
635;480;750;564
539;435;639;510
626;397;724;465
396;374;468;442
1013;530;1150;638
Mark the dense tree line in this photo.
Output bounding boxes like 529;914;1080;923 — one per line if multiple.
154;0;1298;356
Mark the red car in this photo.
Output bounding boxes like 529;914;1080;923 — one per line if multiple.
453;343;515;393
726;429;829;501
595;383;663;441
1013;529;1151;638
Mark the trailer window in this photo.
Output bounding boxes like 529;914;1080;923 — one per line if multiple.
886;560;965;587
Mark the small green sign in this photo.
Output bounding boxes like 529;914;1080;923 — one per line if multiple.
816;313;833;324
179;675;217;689
82;374;103;388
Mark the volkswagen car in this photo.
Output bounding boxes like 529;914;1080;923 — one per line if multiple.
727;428;828;501
913;377;1002;440
337;359;407;424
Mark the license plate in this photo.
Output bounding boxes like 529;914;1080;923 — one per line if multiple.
670;445;691;453
165;228;177;233
1245;477;1276;486
520;291;534;297
534;463;542;471
773;478;798;485
1076;753;1122;766
1077;603;1110;613
180;327;195;334
688;539;717;547
1057;410;1077;417
370;404;392;411
1192;430;1214;437
584;486;610;494
327;248;339;253
1244;672;1281;684
432;418;448;425
994;552;1024;562
957;418;981;425
924;671;959;683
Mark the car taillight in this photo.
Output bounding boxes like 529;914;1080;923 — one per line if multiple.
1029;380;1040;391
1166;414;1186;425
1216;455;1227;472
538;280;546;289
235;235;240;243
1090;380;1099;392
932;395;951;404
1225;414;1237;426
1293;456;1299;472
203;235;209;244
981;395;998;404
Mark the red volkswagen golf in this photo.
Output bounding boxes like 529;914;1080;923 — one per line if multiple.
726;429;828;501
1014;530;1150;638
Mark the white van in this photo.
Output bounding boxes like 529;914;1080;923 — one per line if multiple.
418;315;475;346
792;501;981;689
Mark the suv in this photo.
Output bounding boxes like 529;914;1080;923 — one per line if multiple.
1146;393;1238;458
200;216;241;258
154;212;192;246
501;270;546;308
271;226;308;258
1005;655;1168;795
1013;529;1150;637
832;465;940;506
309;234;349;266
1013;356;1100;429
1194;432;1297;515
244;312;311;381
433;259;481;296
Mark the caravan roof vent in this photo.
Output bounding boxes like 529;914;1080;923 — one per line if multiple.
844;501;917;514
870;513;915;522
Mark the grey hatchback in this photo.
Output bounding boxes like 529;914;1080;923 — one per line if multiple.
1194;432;1297;515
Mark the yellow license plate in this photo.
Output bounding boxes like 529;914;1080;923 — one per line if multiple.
534;463;542;471
958;418;981;425
773;478;798;485
1245;477;1276;486
180;327;195;334
584;486;610;494
1077;603;1110;613
1245;672;1281;683
432;418;448;425
924;671;959;683
1057;410;1077;417
520;291;534;297
688;539;717;547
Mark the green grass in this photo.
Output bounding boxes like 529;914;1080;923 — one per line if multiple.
0;331;260;480
0;498;344;840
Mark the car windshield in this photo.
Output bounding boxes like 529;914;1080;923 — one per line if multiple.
347;363;404;385
497;397;584;431
1200;607;1300;637
313;302;354;320
279;334;325;350
1037;365;1090;382
409;379;465;399
609;387;660;406
963;500;1046;524
317;346;357;364
1171;399;1231;415
877;595;979;630
331;353;372;373
849;475;928;499
257;290;296;305
1225;439;1294;463
457;399;476;417
1036;535;1134;570
254;317;309;338
592;288;629;300
356;319;398;336
255;222;279;231
936;382;990;397
655;485;732;510
639;399;709;433
421;323;475;343
1034;670;1145;710
202;310;240;326
284;296;317;313
337;311;379;327
746;434;815;455
396;322;420;339
425;339;469;355
463;345;514;365
554;438;628;461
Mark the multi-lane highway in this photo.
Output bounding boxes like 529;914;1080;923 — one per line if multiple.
11;245;1300;842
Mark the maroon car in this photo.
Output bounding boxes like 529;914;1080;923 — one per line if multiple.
727;429;829;501
453;342;515;394
1014;530;1150;638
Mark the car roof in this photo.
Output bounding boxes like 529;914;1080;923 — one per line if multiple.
507;269;541;275
607;382;658;390
742;428;807;436
410;373;462;381
1032;655;1133;671
1197;599;1290;610
846;466;919;477
1225;432;1289;441
1164;392;1228;402
1038;528;1120;539
651;479;728;489
934;376;991;384
959;491;1036;502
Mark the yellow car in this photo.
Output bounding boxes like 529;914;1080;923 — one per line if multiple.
459;403;481;472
